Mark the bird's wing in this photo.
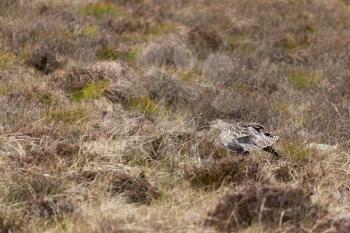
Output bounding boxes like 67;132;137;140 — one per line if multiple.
241;122;265;131
236;136;261;151
247;126;279;149
228;124;250;138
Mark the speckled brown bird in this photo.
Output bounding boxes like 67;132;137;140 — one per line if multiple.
205;119;280;157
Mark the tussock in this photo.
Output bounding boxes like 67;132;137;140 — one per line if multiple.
27;46;60;74
58;61;139;92
0;206;27;233
206;186;324;231
29;197;75;219
79;170;160;204
185;157;261;190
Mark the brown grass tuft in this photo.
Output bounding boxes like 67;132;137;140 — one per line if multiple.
79;170;160;205
184;157;261;190
27;46;61;74
0;206;27;233
205;186;323;231
274;165;293;182
29;197;74;219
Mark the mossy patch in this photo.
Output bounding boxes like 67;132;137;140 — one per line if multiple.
71;81;110;101
82;3;123;18
288;70;323;90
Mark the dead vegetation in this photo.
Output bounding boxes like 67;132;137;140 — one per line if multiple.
78;170;160;204
185;157;261;190
205;186;326;232
0;0;349;232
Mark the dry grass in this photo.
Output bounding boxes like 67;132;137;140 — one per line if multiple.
0;0;349;232
205;186;324;232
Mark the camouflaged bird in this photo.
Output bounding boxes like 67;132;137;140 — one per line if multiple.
207;119;280;157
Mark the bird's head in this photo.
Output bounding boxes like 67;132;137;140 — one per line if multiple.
209;119;228;130
198;119;228;131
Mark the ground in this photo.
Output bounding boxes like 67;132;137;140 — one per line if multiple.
0;0;349;232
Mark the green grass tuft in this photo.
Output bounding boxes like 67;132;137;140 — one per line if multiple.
180;72;193;82
82;25;99;38
131;97;164;115
288;70;323;90
281;140;316;162
50;106;89;124
82;3;122;18
0;84;7;96
146;23;178;35
97;47;140;62
0;51;17;69
71;81;110;101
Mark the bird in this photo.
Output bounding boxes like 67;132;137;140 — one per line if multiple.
201;119;280;157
